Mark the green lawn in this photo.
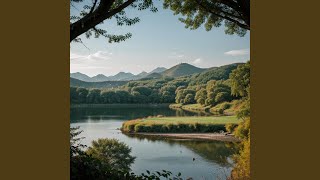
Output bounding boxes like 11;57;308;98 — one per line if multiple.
142;116;239;124
122;116;239;133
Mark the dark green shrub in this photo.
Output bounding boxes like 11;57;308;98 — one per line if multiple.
134;124;143;132
161;125;169;132
234;118;250;139
128;124;135;132
225;123;238;133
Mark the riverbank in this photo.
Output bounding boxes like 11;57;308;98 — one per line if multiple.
71;103;171;108
125;132;240;142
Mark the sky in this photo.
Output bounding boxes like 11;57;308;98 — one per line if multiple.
70;1;250;77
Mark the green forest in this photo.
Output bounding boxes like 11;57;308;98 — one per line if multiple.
70;61;251;179
70;0;251;179
70;62;245;107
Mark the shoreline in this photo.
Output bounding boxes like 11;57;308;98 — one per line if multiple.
71;103;171;108
125;132;240;142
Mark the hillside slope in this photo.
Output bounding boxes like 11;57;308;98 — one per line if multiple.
162;63;205;77
70;78;128;88
189;63;244;85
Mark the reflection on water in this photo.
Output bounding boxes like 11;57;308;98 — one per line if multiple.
71;104;209;122
124;134;239;167
70;105;238;179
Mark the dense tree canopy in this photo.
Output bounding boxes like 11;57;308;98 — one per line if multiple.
163;0;250;36
70;127;183;180
86;138;136;172
70;63;244;105
229;61;250;97
70;0;250;43
70;0;157;42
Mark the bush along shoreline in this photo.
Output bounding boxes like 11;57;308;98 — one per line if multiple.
121;116;239;134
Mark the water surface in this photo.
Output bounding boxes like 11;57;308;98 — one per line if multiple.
70;105;238;179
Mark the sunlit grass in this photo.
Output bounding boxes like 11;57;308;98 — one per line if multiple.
122;116;239;133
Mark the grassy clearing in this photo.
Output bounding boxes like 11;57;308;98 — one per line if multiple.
169;103;183;109
170;100;246;115
210;100;246;115
181;104;210;112
122;116;239;133
169;103;210;114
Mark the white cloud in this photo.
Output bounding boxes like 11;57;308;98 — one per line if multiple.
70;51;112;61
192;58;202;64
224;49;249;56
70;51;115;76
70;52;87;60
89;51;112;60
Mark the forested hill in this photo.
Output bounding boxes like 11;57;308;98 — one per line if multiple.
70;62;248;104
70;78;128;88
189;63;244;85
161;63;205;77
70;62;243;89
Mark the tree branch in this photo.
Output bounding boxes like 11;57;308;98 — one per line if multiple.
236;0;250;27
196;0;249;30
89;0;98;14
70;0;136;42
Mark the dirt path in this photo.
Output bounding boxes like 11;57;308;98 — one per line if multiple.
128;133;240;142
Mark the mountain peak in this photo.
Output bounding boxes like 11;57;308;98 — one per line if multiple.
162;63;205;77
70;72;92;82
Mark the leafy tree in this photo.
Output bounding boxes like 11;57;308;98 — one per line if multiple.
163;0;250;36
205;80;233;106
70;127;183;180
70;87;79;103
70;0;158;42
175;88;196;104
175;86;186;94
86;138;136;172
229;61;250;97
76;87;89;103
184;93;195;104
131;86;152;96
189;63;241;85
101;90;117;103
175;89;185;104
161;90;175;103
87;89;101;103
214;92;228;104
160;86;176;101
131;91;147;103
116;90;132;103
195;88;207;105
148;91;161;103
231;135;250;180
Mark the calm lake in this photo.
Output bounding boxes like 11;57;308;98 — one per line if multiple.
70;104;238;180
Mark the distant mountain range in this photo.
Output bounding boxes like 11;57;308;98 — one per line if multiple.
70;62;244;88
70;62;243;83
70;67;168;82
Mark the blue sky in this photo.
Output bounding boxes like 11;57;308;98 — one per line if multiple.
70;1;250;77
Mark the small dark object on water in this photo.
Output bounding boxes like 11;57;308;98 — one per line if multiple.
192;158;195;161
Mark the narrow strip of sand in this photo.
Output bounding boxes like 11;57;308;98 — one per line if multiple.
128;133;240;142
